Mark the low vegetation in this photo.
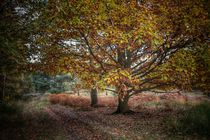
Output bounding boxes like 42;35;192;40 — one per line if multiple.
49;93;191;110
49;94;91;107
0;96;66;140
168;102;210;138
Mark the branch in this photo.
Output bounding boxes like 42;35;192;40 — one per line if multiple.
105;88;117;93
129;83;170;97
93;38;119;66
79;31;106;73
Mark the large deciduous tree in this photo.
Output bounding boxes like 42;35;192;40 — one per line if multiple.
38;0;209;113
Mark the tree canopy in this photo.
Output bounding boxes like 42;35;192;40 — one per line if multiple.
28;0;209;113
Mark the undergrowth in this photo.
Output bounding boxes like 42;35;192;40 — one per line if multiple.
167;102;210;138
0;96;66;140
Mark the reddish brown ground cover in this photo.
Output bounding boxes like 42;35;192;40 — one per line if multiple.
49;92;193;109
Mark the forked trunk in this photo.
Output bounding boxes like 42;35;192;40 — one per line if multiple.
90;88;98;107
114;48;131;114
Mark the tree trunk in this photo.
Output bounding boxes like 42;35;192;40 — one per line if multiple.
77;90;80;96
115;47;131;114
2;72;6;101
115;95;130;114
90;88;98;107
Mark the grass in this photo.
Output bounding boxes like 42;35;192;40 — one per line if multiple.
49;94;90;107
143;101;162;108
167;102;210;138
48;93;205;111
24;96;50;111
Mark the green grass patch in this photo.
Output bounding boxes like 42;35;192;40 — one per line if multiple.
143;101;162;108
167;102;210;138
23;95;50;112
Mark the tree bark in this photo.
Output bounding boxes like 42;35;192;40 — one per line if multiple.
77;90;80;96
90;88;98;107
115;95;130;114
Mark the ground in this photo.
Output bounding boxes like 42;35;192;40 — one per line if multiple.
0;92;209;140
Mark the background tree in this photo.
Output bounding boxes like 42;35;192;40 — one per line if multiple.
0;0;47;100
0;0;29;100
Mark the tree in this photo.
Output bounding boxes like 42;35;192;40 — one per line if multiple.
36;0;208;113
0;0;30;100
0;0;47;100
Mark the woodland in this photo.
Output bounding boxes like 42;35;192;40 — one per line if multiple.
0;0;210;140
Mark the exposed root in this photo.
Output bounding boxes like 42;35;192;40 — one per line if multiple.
112;109;135;115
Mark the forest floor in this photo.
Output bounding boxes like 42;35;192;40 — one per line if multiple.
0;92;210;140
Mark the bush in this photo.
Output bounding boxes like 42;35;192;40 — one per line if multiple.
0;101;24;129
0;101;21;115
48;88;63;94
168;102;210;137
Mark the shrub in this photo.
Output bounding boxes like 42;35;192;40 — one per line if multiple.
168;102;210;137
0;101;21;115
48;88;63;94
0;101;24;128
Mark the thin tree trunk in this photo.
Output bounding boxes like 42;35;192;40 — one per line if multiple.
2;72;6;101
90;88;98;107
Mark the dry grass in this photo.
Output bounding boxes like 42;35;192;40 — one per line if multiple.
49;92;206;110
159;93;188;104
49;94;118;107
49;94;90;107
98;97;117;107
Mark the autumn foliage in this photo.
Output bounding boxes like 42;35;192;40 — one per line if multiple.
33;0;209;113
